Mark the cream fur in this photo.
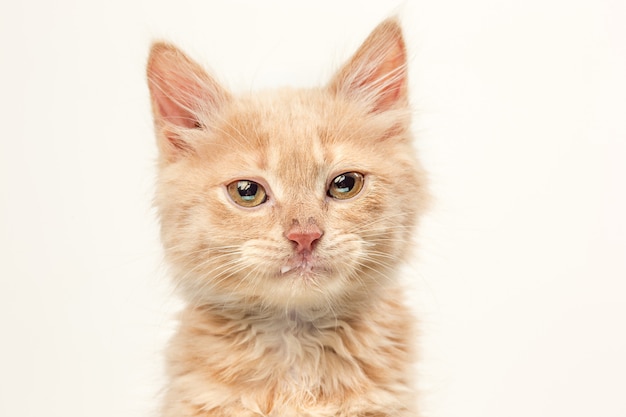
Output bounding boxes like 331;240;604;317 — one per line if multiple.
147;18;429;417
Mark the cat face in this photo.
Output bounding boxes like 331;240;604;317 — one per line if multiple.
148;20;428;313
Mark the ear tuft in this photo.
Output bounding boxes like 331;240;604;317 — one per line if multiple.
329;18;408;113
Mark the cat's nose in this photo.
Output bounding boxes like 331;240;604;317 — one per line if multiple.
286;225;323;253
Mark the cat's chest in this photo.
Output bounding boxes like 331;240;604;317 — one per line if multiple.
174;306;411;416
253;319;362;390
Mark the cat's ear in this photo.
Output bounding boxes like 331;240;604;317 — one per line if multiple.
328;18;408;113
147;42;230;160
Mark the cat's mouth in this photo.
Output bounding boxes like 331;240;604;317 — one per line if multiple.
279;255;327;277
280;262;313;275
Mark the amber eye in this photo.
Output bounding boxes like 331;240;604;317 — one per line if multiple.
328;172;365;200
227;180;267;208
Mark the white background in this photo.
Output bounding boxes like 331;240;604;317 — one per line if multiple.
1;1;625;416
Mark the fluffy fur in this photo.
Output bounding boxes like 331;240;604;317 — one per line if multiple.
147;18;429;417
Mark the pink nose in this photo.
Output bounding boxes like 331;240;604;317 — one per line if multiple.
286;226;323;253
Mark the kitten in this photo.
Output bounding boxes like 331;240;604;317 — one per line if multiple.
147;18;428;417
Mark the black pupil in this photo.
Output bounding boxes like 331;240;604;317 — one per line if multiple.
334;174;355;192
238;181;258;199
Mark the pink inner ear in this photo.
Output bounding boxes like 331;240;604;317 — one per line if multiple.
153;88;199;129
364;50;406;113
366;35;407;113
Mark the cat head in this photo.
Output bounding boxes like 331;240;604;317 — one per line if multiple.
147;19;428;315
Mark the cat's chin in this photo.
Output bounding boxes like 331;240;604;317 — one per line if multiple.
271;258;345;308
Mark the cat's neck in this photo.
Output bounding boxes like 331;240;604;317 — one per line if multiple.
168;284;414;414
186;287;393;329
190;302;346;327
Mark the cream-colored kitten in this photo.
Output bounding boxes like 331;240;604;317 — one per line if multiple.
147;18;428;417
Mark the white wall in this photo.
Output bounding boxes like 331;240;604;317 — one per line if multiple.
1;1;624;416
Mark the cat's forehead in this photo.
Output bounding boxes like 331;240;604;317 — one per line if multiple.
199;88;392;198
194;91;360;207
222;91;340;171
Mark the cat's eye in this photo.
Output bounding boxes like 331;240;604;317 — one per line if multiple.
227;180;267;208
328;172;365;200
